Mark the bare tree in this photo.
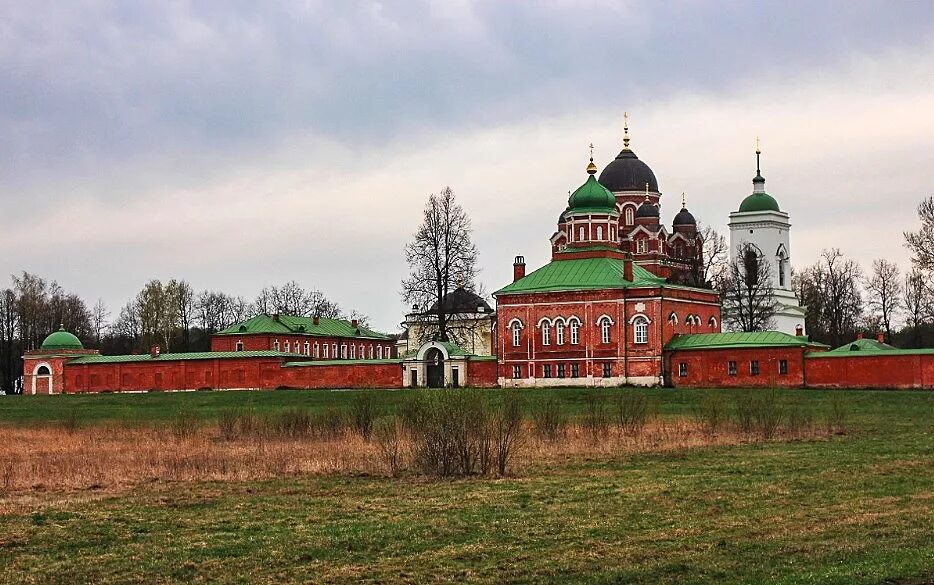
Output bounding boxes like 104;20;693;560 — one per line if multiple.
0;289;18;393
401;187;479;343
699;224;728;289
903;268;932;348
251;282;344;319
91;299;110;346
864;259;901;343
904;196;934;270
720;243;776;332
796;249;864;347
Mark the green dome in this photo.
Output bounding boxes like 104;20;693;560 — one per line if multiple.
41;327;83;350
738;191;780;213
568;174;617;212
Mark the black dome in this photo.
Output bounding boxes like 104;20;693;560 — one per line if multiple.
636;200;659;218
673;207;696;225
598;149;659;192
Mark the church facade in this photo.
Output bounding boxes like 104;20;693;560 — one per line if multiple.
494;127;721;387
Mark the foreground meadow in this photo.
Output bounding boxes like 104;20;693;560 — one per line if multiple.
0;387;931;584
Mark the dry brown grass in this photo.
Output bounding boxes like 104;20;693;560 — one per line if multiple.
0;416;834;513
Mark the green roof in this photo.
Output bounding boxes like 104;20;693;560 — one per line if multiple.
808;347;934;358
41;327;83;350
67;350;295;365
828;338;896;353
738;192;780;213
665;331;826;351
283;358;402;367
216;314;390;340
495;256;665;296
568;174;617;212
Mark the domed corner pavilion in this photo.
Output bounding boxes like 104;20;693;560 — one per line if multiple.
402;340;498;388
22;326;99;395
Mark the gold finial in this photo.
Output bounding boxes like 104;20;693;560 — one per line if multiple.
586;142;597;174
623;112;631;149
645;182;649;196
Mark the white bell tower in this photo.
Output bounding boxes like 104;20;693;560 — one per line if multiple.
727;141;806;335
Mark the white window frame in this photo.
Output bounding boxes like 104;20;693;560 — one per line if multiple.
273;339;280;351
600;318;612;344
541;321;551;345
633;317;649;344
323;343;329;359
625;207;634;224
509;319;524;347
314;342;320;358
596;226;603;240
350;344;356;359
555;320;565;345
235;340;244;352
284;340;291;353
304;341;310;355
377;345;383;359
636;239;648;254
341;344;347;359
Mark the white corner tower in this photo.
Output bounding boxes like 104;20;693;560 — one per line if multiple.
727;141;806;335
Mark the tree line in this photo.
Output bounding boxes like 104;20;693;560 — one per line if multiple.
0;278;368;394
719;196;934;348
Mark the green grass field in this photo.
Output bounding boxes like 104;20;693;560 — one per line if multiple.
1;387;932;584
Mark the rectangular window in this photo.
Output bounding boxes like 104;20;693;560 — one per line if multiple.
571;363;579;378
602;362;611;378
678;362;688;377
557;364;566;378
341;344;348;359
636;239;648;254
235;341;244;352
750;360;760;376
323;344;329;359
543;364;552;378
284;341;290;353
728;361;737;376
304;342;310;355
779;359;788;375
512;324;521;347
570;322;580;344
512;365;522;379
314;343;320;358
332;343;337;359
542;324;550;346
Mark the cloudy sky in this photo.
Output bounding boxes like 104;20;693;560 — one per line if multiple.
3;1;934;332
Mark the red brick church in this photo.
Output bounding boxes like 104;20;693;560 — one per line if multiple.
494;128;721;387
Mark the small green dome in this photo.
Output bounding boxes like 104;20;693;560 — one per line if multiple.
568;174;617;212
738;192;780;213
41;327;83;350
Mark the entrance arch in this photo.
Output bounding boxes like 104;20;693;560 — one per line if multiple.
32;363;53;395
425;347;445;388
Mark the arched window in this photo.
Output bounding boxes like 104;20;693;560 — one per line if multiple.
596;226;603;240
668;312;678;326
777;248;788;288
570;319;581;344
510;320;523;347
633;316;649;344
555;320;565;345
625;207;634;225
36;365;50;376
708;316;718;330
579;226;585;241
541;321;551;345
598;317;613;344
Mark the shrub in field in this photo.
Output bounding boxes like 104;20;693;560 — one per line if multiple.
615;392;649;436
493;390;524;476
312;406;346;440
752;391;783;439
170;411;198;440
273;408;312;439
826;393;848;431
697;393;728;434
373;415;406;477
532;395;567;442
584;395;611;441
217;409;240;441
59;411;81;434
733;397;756;434
785;401;813;435
349;393;379;442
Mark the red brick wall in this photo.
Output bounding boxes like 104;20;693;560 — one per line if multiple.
468;359;499;388
23;350;98;395
210;334;395;359
277;362;403;389
805;353;934;389
666;347;807;388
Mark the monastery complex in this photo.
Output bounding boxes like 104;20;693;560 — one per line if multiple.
22;122;934;393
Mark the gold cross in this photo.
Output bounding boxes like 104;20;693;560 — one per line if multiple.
589;142;594;160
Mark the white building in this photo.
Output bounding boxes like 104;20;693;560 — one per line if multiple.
727;146;806;335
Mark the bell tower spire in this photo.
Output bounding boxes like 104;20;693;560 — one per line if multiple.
623;112;631;150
